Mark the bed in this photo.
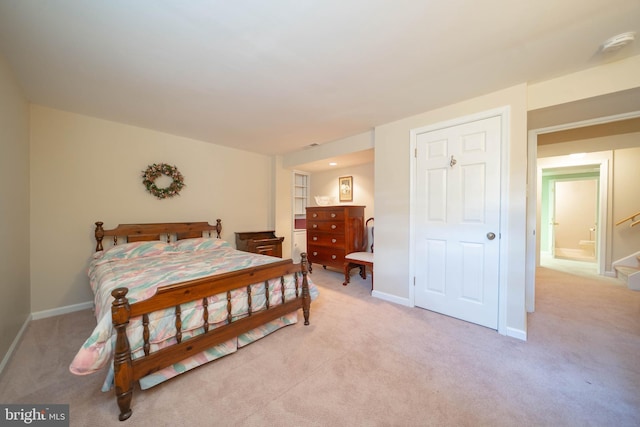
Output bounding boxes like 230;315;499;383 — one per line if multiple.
69;220;315;421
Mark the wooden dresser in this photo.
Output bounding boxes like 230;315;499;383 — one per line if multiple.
306;206;365;271
235;231;284;258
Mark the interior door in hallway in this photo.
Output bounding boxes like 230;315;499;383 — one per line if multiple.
414;115;501;329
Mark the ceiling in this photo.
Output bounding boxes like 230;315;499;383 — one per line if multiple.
294;148;375;173
1;1;639;161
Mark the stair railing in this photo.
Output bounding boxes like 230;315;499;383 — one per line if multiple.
616;210;640;227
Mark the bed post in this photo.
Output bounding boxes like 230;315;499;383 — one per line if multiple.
95;222;105;252
111;288;133;421
215;219;222;238
300;252;310;325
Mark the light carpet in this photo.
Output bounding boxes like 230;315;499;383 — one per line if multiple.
1;266;639;426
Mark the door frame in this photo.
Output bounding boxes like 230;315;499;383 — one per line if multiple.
542;166;605;267
409;106;510;336
525;110;640;313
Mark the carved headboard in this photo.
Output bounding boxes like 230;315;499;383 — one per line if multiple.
94;219;222;252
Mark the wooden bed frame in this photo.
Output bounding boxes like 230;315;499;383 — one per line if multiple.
94;220;311;421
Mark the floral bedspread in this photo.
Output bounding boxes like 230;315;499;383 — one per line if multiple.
69;238;317;390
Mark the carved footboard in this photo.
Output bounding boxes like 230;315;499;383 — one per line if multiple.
110;254;310;421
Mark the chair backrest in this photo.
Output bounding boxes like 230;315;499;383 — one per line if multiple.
365;217;374;253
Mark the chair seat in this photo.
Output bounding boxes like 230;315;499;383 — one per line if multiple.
343;217;374;290
344;252;373;264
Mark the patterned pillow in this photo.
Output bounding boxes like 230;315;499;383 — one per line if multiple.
172;238;230;252
95;241;173;261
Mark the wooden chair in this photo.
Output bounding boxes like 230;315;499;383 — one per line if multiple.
343;217;374;290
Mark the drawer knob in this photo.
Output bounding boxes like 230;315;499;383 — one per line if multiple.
331;213;336;218
313;224;318;228
313;237;318;241
332;238;336;243
313;213;318;218
331;224;336;229
331;255;337;259
313;251;318;256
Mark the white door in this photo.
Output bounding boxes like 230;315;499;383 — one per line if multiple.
414;116;501;329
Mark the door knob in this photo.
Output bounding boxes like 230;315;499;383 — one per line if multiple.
487;232;496;240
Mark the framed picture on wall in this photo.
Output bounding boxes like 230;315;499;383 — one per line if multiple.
339;176;353;202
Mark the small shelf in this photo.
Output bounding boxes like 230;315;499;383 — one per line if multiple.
293;172;310;217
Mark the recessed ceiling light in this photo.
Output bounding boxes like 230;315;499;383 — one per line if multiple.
601;31;636;53
329;162;337;166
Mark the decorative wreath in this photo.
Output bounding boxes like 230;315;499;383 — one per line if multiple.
142;163;185;199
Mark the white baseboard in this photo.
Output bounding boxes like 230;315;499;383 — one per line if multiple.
506;326;527;341
0;314;31;376
1;301;93;376
371;290;411;307
31;301;93;321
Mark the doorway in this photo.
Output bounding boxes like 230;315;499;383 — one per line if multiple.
536;153;609;277
526;115;630;314
543;170;599;263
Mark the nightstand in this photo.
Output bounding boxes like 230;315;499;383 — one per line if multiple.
235;231;284;258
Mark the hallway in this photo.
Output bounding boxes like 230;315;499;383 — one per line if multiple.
540;252;622;284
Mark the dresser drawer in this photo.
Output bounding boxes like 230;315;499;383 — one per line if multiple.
307;221;345;233
307;245;345;266
306;205;365;272
307;233;345;247
307;210;345;221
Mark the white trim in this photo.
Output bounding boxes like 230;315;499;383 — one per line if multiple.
526;130;538;313
0;314;31;376
524;111;640;316
31;301;93;321
506;327;527;341
1;301;93;375
409;106;510;336
498;107;511;337
371;290;411;307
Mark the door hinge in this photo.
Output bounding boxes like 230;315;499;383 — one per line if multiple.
413;277;416;286
414;148;417;158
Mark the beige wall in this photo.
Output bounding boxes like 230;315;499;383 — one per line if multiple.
613;146;640;261
537;130;640;157
375;84;529;336
282;131;374;168
553;179;598;250
6;52;639;364
0;54;30;366
528;55;640;110
274;156;293;259
309;162;375;221
30;106;276;312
